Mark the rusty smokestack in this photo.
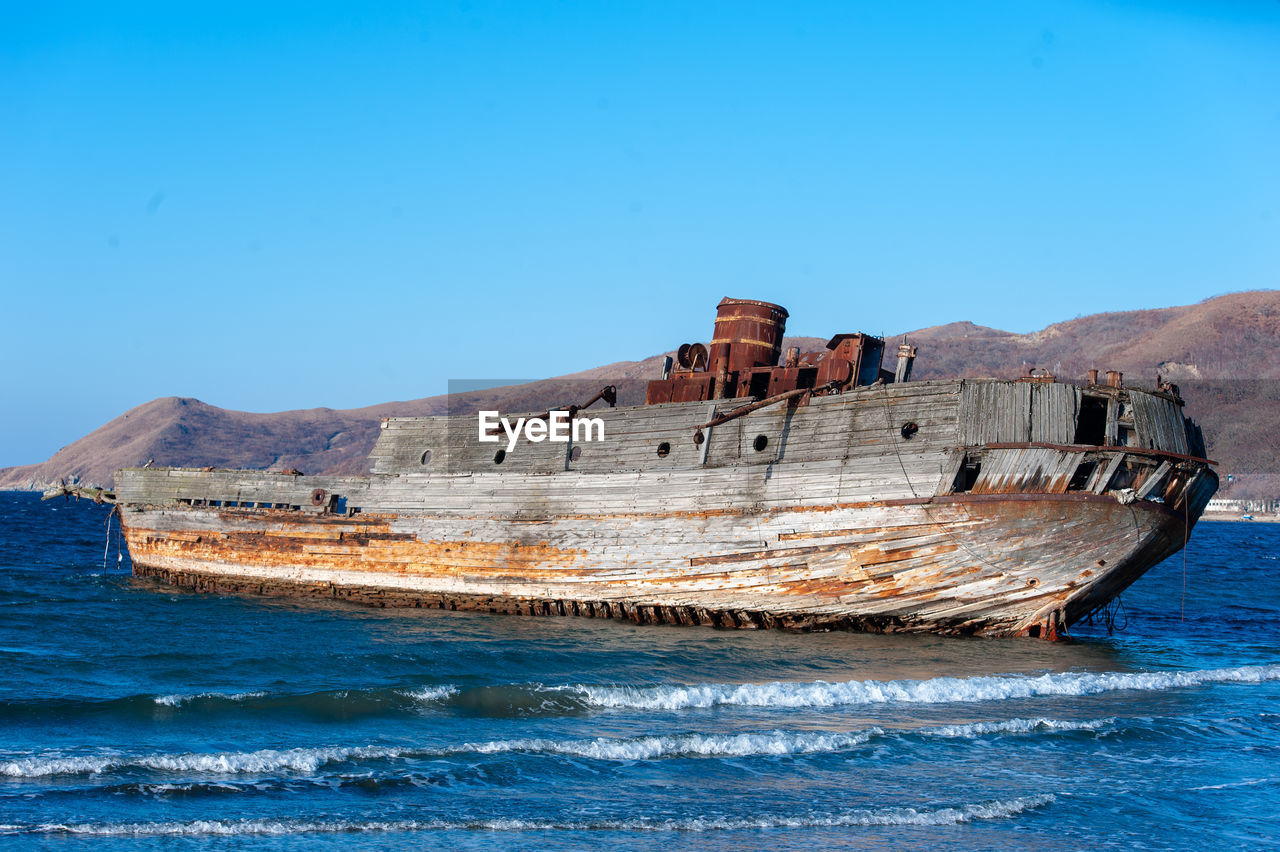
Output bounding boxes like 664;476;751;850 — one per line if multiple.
1087;369;1098;385
1105;370;1123;388
707;297;788;376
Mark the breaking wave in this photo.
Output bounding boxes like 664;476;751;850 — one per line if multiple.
0;718;1107;779
465;717;1108;761
2;795;1054;835
568;664;1280;711
398;685;459;702
153;691;267;707
2;665;1271;728
0;745;401;778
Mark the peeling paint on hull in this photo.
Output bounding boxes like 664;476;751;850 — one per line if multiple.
120;491;1193;638
112;373;1217;639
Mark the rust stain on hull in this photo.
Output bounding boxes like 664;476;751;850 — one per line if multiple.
121;492;1193;639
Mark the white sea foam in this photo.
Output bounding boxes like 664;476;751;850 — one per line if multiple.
0;745;400;778
467;730;879;760
464;718;1106;760
0;717;1106;778
399;685;459;702
570;665;1280;711
152;691;267;707
924;717;1113;738
8;795;1054;836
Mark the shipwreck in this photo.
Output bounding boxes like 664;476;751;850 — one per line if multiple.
59;298;1219;638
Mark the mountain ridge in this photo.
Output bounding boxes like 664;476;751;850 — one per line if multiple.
5;291;1278;497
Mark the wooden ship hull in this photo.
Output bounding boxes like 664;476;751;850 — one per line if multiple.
100;299;1217;638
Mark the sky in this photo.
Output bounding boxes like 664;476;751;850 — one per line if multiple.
2;0;1278;466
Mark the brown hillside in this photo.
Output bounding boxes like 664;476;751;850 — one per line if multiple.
3;292;1277;495
903;291;1280;382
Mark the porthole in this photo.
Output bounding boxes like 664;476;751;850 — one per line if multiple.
900;422;919;439
493;449;506;464
657;441;671;458
1026;577;1039;588
569;446;582;461
753;434;768;452
420;450;432;466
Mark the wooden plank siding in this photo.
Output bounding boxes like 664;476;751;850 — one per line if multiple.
114;378;1216;638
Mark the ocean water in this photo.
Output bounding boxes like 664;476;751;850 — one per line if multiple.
1;491;1278;849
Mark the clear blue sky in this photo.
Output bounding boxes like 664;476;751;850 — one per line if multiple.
2;1;1278;466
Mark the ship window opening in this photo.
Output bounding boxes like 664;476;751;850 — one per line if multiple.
420;450;432;466
493;449;506;464
1068;461;1097;492
657;441;671;458
900;422;918;440
753;434;768;452
748;371;771;400
333;496;347;514
1074;396;1108;445
570;446;582;461
953;456;982;493
797;368;817;390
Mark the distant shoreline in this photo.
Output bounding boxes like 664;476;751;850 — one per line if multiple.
1201;512;1280;524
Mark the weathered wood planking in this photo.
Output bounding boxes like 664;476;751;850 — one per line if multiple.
114;378;1216;639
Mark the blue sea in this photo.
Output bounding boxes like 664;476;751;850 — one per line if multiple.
1;491;1278;849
